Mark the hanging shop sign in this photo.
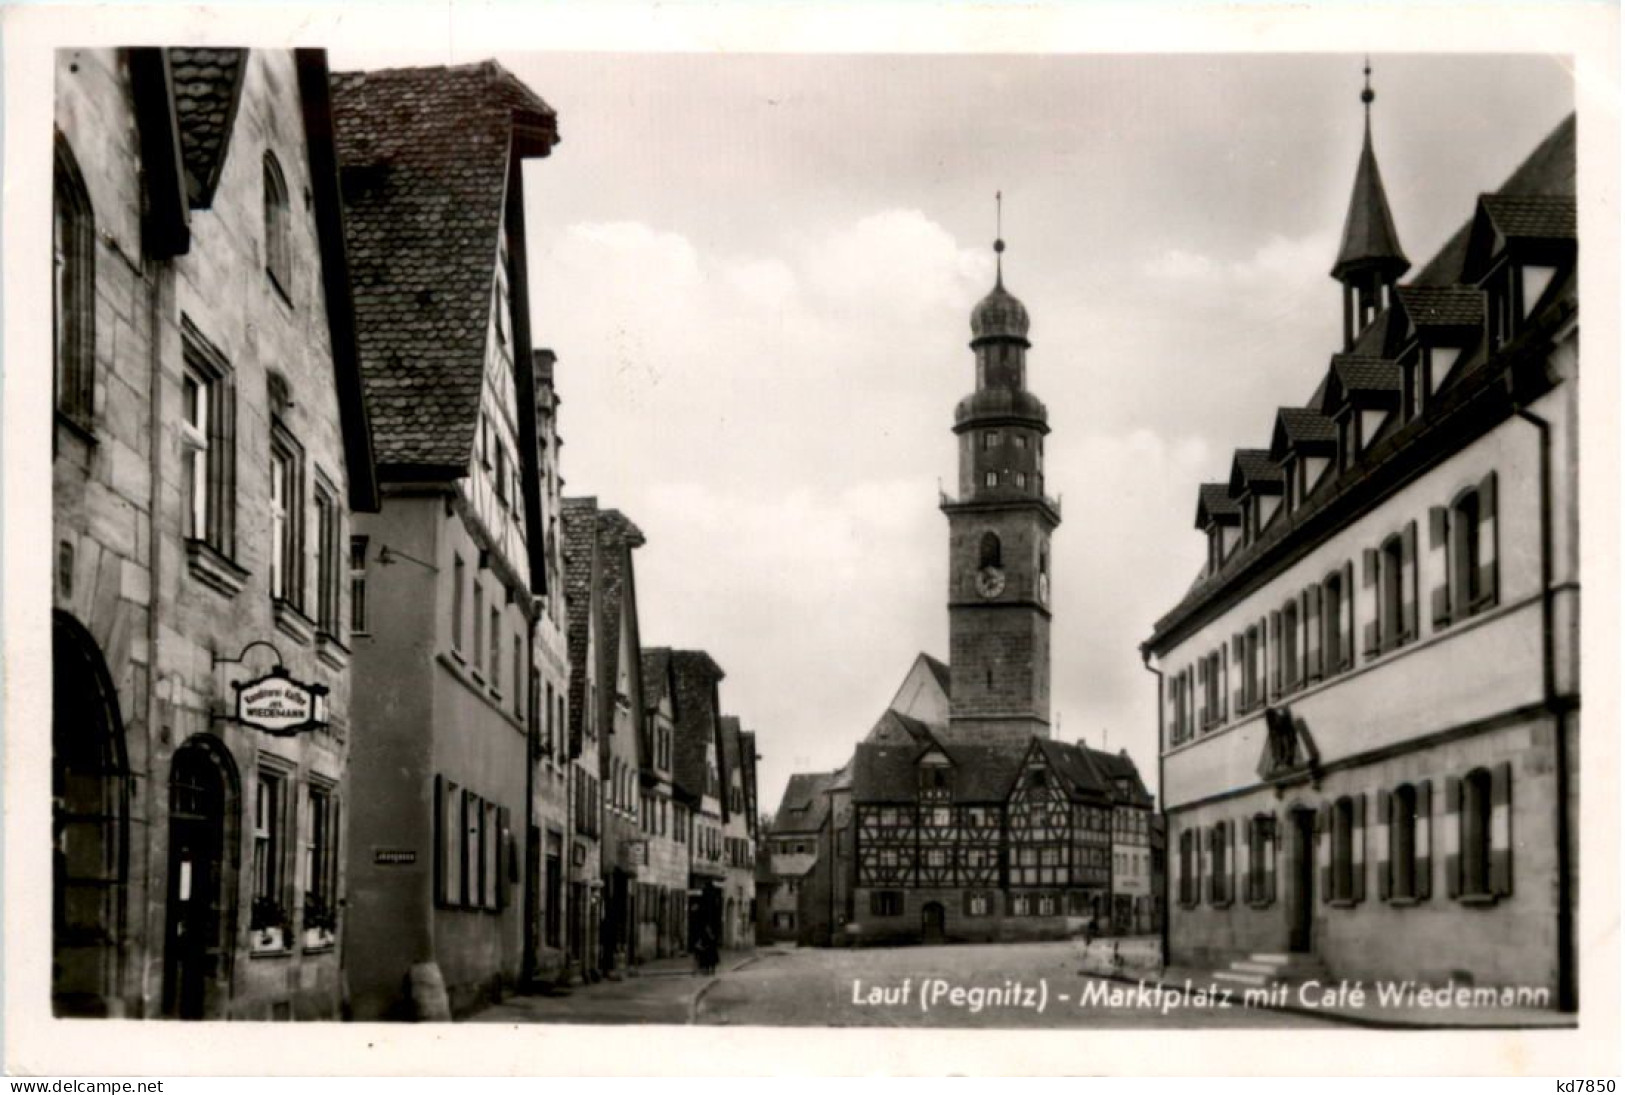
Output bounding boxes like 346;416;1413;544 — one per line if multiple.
216;642;330;736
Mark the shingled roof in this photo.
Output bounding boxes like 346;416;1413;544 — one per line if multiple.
167;48;246;207
331;61;559;473
1195;483;1241;530
852;737;1042;804
641;647;673;712
1079;745;1156;808
670;650;725;804
772;772;836;835
1228;449;1284;494
594;508;645;748
922;654;952;696
1332;114;1410;281
1149;113;1576;650
561;496;599;755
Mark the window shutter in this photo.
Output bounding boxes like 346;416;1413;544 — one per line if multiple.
1196;658;1208;728
1429;505;1453;629
1166;677;1179;743
1478;472;1499;609
1239;817;1253;903
1203;828;1213;904
1377;790;1392;901
1489;760;1512;896
1361;549;1382;656
1352;793;1367;903
1444;776;1462;899
1229;819;1238;906
1220;646;1229;720
1416;780;1432;900
1401;521;1419;641
1258;617;1269;703
1342;561;1356;669
1264;814;1277;904
1268;611;1282;699
1317;805;1331;905
1306;585;1323;681
434;774;446;906
1231;636;1245;713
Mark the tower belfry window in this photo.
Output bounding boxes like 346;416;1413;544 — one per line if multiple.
979;532;1002;569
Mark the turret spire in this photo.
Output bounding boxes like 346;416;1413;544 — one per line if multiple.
1332;58;1410;347
994;190;1005;287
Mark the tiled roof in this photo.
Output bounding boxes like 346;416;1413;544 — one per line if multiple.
671;650;725;802
1331;353;1402;396
1079;745;1156;808
595;508;645;741
1276;407;1337;446
640;647;673;712
561;496;598;754
851;736;1104;804
1230;449;1284;491
922;653;952;697
772;772;836;835
1151;113;1576;650
167;48;245;207
331;61;559;472
1480;193;1577;242
1195;483;1240;530
866;708;939;747
1332;120;1410;280
1395;285;1484;330
1035;739;1114;800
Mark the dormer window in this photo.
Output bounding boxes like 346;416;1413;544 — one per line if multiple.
1282;455;1298;512
1336;414;1354;471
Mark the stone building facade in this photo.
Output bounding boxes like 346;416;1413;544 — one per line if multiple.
672;651;729;946
52;47;377;1019
332;60;559;1020
762;771;835;942
1145;99;1577;1008
719;717;760;948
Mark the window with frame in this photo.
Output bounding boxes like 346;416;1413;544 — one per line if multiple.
1211;822;1230;904
982;430;999;451
251;770;288;941
984;471;998;489
1332;797;1357;902
451;555;466;655
181;330;236;556
303;782;340;944
314;481;341;636
512;632;524;717
1460;768;1493;898
54;138;95;425
488;606;501;689
263;152;292;298
1387;784;1420;900
1323;569;1345;672
270;426;306;609
1281;599;1300;692
1247;815;1275;904
472;582;485;673
349;536;369;634
1178;830;1196;906
437;776;461;905
463;789;481;906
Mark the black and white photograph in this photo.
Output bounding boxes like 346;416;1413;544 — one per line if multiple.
4;0;1619;1080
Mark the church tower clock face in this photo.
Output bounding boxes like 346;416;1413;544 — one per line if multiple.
975;566;1006;598
939;228;1061;745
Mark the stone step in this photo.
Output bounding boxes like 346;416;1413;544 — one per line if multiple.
1232;961;1280;976
1212;969;1269;987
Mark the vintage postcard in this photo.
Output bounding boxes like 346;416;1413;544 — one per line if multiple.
3;0;1619;1078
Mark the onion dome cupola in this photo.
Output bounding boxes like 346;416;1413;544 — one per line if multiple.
970;242;1032;345
1332;60;1411;350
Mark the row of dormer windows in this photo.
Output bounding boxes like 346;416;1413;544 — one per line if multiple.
1169;472;1499;750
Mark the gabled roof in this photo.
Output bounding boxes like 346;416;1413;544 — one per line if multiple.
1079;745;1156;808
1464;193;1578;282
1228;449;1284;495
562;496;599;753
1327;353;1402;406
1195;483;1241;530
1269;407;1337;461
1394;285;1485;333
866;708;939;748
772;772;835;834
167;48;246;208
921;653;952;695
1332;116;1410;281
595;508;645;735
670;650;725;803
331;61;559;474
640;647;674;712
1033;739;1115;801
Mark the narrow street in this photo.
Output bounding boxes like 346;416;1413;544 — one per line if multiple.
471;942;1334;1028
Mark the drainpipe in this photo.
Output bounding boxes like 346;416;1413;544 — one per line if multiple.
1141;649;1168;967
1510;394;1574;1012
142;253;166;1017
521;612;538;988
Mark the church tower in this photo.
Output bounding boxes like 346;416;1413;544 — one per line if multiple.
941;222;1060;746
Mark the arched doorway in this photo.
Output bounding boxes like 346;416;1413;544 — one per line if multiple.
921;901;946;945
52;611;129;1017
163;736;239;1019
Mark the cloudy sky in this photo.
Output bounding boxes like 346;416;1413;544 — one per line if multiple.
333;48;1572;815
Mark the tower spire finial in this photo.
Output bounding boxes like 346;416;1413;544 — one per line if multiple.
994;190;1006;287
1361;56;1374;126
